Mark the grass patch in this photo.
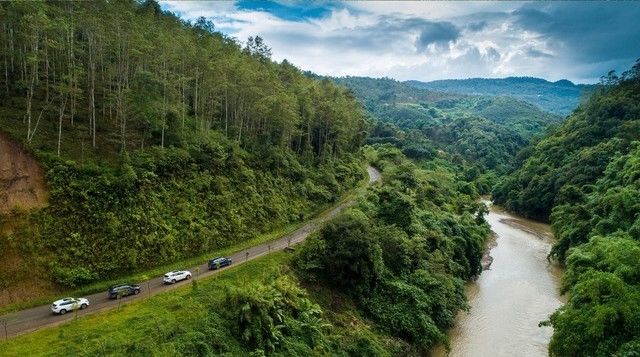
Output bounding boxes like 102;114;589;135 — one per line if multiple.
0;251;408;357
0;252;292;356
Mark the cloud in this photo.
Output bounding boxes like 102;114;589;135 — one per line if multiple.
159;1;640;83
513;8;554;31
512;3;640;63
415;22;460;51
466;21;488;32
526;48;553;58
485;47;501;62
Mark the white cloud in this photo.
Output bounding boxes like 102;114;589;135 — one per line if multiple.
346;1;525;20
159;1;639;83
161;1;236;19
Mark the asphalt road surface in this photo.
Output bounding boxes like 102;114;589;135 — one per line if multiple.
0;166;381;339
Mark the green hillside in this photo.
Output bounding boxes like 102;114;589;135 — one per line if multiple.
492;68;640;225
3;1;634;356
0;1;366;303
494;62;640;355
407;77;595;116
333;76;561;174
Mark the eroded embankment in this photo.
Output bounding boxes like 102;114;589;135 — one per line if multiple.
0;132;52;307
0;132;48;213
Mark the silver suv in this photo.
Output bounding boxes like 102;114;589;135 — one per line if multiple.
51;297;90;315
163;270;192;284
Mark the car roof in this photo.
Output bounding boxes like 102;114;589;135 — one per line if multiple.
53;297;76;303
110;284;131;288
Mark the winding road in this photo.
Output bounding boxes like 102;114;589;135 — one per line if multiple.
0;166;381;339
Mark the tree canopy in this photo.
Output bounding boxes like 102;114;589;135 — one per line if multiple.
295;144;490;352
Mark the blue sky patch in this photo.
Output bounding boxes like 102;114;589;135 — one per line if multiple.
235;0;333;21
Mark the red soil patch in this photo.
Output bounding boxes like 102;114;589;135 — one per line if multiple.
0;132;54;307
0;132;48;213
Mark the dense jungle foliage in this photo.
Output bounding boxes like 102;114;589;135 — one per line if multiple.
0;144;491;356
407;76;593;116
0;0;367;296
492;64;640;225
333;76;561;175
495;62;640;356
1;143;364;289
295;144;491;352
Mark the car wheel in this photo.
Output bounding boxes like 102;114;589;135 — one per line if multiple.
186;275;191;280
80;304;87;309
171;279;176;284
134;289;140;295
59;309;67;315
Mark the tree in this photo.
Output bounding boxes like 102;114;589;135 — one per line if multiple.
244;36;271;62
297;209;385;296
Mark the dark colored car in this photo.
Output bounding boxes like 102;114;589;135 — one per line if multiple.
208;257;232;270
108;284;141;299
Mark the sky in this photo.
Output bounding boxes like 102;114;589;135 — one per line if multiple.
159;1;640;84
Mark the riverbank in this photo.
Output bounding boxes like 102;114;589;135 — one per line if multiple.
480;232;498;271
435;201;564;356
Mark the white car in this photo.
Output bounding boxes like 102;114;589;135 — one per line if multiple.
163;270;192;284
51;297;90;315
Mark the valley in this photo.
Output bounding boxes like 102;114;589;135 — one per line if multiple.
0;1;639;356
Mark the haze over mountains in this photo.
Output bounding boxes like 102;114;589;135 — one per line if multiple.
406;77;595;116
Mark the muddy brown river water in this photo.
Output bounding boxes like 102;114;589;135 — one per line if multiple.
434;201;565;357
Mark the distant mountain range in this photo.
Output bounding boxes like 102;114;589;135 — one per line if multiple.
333;76;563;173
333;76;562;139
406;77;596;116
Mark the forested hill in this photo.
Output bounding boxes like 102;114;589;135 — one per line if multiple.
492;66;640;227
0;1;367;302
494;62;640;356
407;77;594;116
333;76;561;174
0;1;366;160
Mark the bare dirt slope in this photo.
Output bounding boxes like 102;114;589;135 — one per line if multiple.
0;132;48;213
0;132;53;308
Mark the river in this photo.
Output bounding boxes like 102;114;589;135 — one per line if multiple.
434;200;565;357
